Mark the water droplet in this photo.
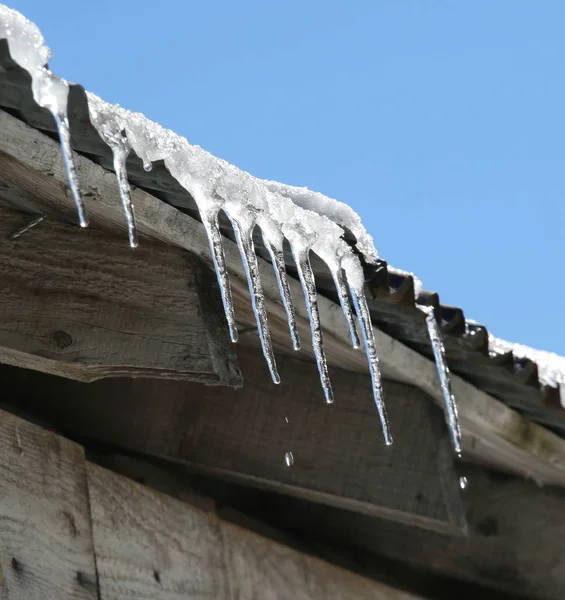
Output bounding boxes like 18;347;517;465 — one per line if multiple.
459;476;468;489
284;451;294;467
285;417;289;424
143;160;152;172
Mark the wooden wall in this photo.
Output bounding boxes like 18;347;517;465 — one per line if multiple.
0;407;423;600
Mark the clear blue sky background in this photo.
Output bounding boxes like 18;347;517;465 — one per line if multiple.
12;1;564;354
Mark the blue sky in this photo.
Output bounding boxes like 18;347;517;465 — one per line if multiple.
12;1;564;354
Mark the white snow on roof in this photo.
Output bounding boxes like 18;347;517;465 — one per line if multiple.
489;335;565;407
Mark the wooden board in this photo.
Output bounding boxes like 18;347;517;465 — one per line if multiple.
87;462;423;600
1;109;565;487
0;348;467;533
0;203;240;385
0;410;98;600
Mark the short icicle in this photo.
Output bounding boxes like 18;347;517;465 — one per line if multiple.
331;265;361;350
350;286;393;445
51;111;88;228
201;211;239;343
229;216;280;384
417;304;462;456
263;235;301;351
291;246;334;404
111;139;138;248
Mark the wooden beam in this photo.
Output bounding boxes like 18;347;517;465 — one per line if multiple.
0;406;427;599
0;203;240;385
0;109;565;487
0;348;467;533
0;410;98;600
231;466;565;600
86;461;424;600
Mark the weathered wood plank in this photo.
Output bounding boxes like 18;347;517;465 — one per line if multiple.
1;109;565;487
0;348;467;533
245;467;565;600
0;203;240;384
0;410;98;600
87;462;424;600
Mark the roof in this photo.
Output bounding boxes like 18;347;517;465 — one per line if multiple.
0;13;563;441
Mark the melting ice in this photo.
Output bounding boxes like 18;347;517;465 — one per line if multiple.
0;4;466;452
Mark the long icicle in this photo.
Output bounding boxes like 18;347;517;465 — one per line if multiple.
417;304;462;456
201;211;238;343
111;139;138;248
331;266;361;349
292;246;334;404
350;287;393;445
262;235;301;351
230;217;280;384
51;111;88;228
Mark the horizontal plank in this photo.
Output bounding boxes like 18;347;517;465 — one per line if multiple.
0;202;240;384
87;461;424;600
1;109;565;486
0;347;467;533
0;409;98;600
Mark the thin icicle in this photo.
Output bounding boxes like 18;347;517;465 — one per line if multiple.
262;235;301;351
111;139;138;248
292;246;334;404
331;266;361;350
417;304;462;456
201;211;239;343
51;111;88;228
350;287;393;445
229;216;280;384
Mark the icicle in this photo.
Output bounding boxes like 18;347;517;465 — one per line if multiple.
200;211;239;343
110;138;138;248
262;235;301;351
331;265;361;349
349;287;393;445
229;215;280;384
291;246;334;404
417;304;462;456
51;111;88;228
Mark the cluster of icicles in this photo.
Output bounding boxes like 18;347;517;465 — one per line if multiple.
0;4;461;454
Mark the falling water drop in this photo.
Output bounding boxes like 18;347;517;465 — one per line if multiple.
285;417;289;424
292;246;334;404
229;216;280;384
350;287;393;445
143;160;153;172
51;111;88;228
332;266;361;349
459;476;468;490
263;236;301;351
285;451;294;467
417;304;462;456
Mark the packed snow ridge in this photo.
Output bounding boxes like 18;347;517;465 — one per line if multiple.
1;4;473;452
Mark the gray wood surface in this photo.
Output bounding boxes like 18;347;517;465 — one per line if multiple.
0;203;240;385
0;410;98;600
87;462;423;600
0;347;467;533
1;108;565;486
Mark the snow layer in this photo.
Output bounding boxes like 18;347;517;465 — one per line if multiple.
489;335;565;407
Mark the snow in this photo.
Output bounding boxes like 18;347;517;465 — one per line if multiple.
0;4;393;444
489;335;565;408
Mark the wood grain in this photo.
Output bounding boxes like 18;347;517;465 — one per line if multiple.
87;462;424;600
1;109;565;486
0;348;467;533
0;410;98;600
0;203;240;384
